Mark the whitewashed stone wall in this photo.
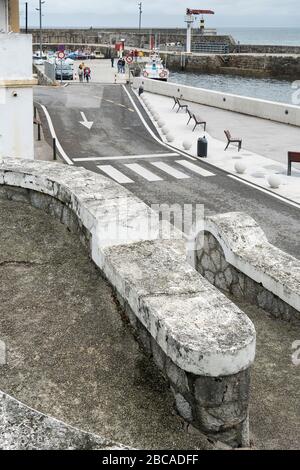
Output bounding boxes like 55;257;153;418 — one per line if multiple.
133;77;300;127
196;212;300;323
0;159;256;447
0;34;35;160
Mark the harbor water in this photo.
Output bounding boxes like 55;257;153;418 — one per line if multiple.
169;71;298;106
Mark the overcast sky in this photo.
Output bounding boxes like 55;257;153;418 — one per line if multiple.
19;0;300;28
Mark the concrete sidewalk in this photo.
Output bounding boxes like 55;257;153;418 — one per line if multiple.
140;91;300;204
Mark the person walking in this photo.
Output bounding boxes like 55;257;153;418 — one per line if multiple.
84;66;91;83
117;57;122;73
111;56;115;68
78;64;84;82
121;57;126;74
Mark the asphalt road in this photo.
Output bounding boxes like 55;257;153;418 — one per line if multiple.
34;83;300;259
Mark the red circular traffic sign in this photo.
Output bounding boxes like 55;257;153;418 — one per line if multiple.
125;55;134;64
58;51;65;60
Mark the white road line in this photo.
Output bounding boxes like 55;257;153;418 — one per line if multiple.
125;163;163;182
73;153;179;162
151;162;190;179
97;165;134;184
176;160;215;177
228;175;300;210
122;85;197;162
39;104;73;165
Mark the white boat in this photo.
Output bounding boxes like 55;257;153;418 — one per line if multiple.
142;51;169;81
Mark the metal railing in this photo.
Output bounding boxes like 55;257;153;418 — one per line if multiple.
192;43;229;54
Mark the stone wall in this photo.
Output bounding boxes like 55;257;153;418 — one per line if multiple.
33;64;56;86
25;27;236;50
165;52;300;79
239;44;300;55
0;159;256;447
195;213;300;324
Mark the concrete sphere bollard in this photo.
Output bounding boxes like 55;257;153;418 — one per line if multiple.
166;133;175;143
234;162;247;174
153;113;160;121
267;174;281;189
158;119;166;128
182;140;192;151
161;126;169;135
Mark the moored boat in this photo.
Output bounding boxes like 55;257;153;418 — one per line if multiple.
142;50;169;81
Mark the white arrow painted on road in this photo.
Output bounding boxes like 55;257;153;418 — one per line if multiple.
79;112;94;130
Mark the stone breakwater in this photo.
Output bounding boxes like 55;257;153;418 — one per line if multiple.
164;53;300;79
195;212;300;324
0;159;256;447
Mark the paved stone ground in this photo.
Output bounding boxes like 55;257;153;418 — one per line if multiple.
0;199;212;450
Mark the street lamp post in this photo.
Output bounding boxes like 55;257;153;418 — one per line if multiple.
138;2;142;31
36;0;45;58
25;2;28;34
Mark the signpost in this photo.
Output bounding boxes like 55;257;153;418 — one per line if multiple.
57;51;65;85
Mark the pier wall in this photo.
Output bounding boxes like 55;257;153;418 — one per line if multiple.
25;27;300;55
239;44;300;55
133;77;300;126
25;27;235;50
164;53;300;79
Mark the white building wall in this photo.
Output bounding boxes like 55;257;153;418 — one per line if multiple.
0;33;35;160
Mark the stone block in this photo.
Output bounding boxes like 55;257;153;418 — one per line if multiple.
174;394;193;422
165;357;189;395
194;370;250;406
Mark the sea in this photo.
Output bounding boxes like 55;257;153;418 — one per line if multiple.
218;27;300;46
169;28;300;106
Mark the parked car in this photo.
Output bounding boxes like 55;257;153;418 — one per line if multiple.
55;62;74;80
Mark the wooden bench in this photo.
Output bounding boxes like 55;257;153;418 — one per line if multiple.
186;108;207;132
224;130;242;152
288;152;300;176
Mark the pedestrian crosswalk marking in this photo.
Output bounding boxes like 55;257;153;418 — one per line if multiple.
125;163;163;182
176;160;215;177
97;165;134;184
96;160;216;184
150;161;190;179
73;153;179;162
